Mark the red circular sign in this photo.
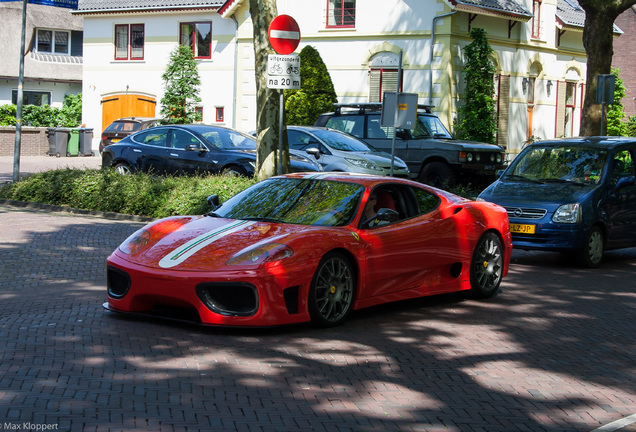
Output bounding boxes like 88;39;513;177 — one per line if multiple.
268;15;301;55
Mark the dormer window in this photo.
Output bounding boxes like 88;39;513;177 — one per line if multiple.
36;29;70;55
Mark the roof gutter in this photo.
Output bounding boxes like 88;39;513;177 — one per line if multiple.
429;11;457;105
71;5;219;15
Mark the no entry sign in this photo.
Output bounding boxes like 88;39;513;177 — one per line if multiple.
268;15;300;55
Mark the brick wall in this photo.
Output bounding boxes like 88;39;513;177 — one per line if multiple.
0;127;50;156
613;7;636;119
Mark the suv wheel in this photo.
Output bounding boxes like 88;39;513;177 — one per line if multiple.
419;162;455;188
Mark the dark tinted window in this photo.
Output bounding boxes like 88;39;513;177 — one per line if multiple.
105;121;142;133
133;129;168;147
324;115;365;138
413;187;441;214
288;130;315;151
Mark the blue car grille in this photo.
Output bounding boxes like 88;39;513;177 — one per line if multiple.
503;206;547;220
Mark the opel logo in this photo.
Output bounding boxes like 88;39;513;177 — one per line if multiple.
513;208;523;218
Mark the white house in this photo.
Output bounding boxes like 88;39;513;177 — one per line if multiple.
74;0;607;157
0;2;83;108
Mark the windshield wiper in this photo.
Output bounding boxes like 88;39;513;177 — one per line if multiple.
242;216;282;223
504;174;544;184
539;178;586;186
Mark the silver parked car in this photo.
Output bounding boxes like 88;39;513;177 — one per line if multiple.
287;126;410;177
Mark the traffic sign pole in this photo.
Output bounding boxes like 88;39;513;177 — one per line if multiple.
268;15;301;175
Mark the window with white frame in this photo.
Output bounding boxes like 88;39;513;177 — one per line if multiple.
180;22;212;59
36;29;70;55
114;24;145;60
327;0;355;28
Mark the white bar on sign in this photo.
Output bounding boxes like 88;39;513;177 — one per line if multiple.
270;30;300;40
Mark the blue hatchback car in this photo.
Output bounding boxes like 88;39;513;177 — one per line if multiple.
478;137;636;267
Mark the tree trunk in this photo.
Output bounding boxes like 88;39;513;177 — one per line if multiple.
579;0;636;135
249;0;290;179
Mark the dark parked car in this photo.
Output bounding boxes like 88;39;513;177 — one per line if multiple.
101;124;322;176
99;117;163;153
286;126;410;177
315;103;506;186
478;137;636;267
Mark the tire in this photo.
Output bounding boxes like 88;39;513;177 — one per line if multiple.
114;162;133;175
577;226;604;268
221;165;247;177
419;162;455;188
308;252;356;327
468;232;504;299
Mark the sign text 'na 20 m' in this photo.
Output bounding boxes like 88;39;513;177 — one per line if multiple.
267;54;301;90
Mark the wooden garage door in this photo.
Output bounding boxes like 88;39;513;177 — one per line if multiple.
101;94;157;131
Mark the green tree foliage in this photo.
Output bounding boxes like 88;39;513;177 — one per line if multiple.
160;45;202;124
0;93;82;127
577;0;636;135
606;68;626;136
456;28;497;144
285;46;338;125
625;116;636;137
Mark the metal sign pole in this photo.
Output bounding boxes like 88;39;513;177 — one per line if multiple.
390;51;403;177
278;90;284;175
13;0;28;183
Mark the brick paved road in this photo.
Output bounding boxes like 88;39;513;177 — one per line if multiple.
0;203;634;432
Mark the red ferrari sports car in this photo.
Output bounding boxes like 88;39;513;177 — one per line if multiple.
105;173;511;327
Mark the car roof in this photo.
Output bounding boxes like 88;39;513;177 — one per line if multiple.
325;102;435;115
530;136;636;149
112;117;162;123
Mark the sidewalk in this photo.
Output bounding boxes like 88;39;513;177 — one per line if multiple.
0;155;102;184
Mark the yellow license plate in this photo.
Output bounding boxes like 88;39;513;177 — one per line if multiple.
112;138;120;143
510;223;535;234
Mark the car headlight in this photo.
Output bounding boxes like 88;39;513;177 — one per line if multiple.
496;154;502;163
226;243;293;266
345;158;381;171
119;229;151;255
552;204;581;224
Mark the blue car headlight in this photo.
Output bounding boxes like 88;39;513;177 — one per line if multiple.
552;203;581;223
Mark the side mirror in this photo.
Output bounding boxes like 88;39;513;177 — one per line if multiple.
496;169;506;178
395;130;410;140
306;147;321;159
186;144;207;152
207;194;220;210
615;175;635;190
376;207;400;223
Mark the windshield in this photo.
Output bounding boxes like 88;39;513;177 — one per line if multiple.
213;178;364;227
199;127;256;150
507;145;608;185
405;115;453;139
312;129;378;152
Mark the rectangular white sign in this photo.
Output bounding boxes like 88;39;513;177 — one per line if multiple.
267;54;301;90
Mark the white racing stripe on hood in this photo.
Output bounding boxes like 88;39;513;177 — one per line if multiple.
158;220;256;268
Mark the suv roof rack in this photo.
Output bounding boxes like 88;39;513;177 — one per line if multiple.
332;102;434;115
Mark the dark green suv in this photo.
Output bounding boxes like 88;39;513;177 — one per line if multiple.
315;103;506;186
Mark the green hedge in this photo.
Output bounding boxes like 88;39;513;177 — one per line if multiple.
0;168;256;219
